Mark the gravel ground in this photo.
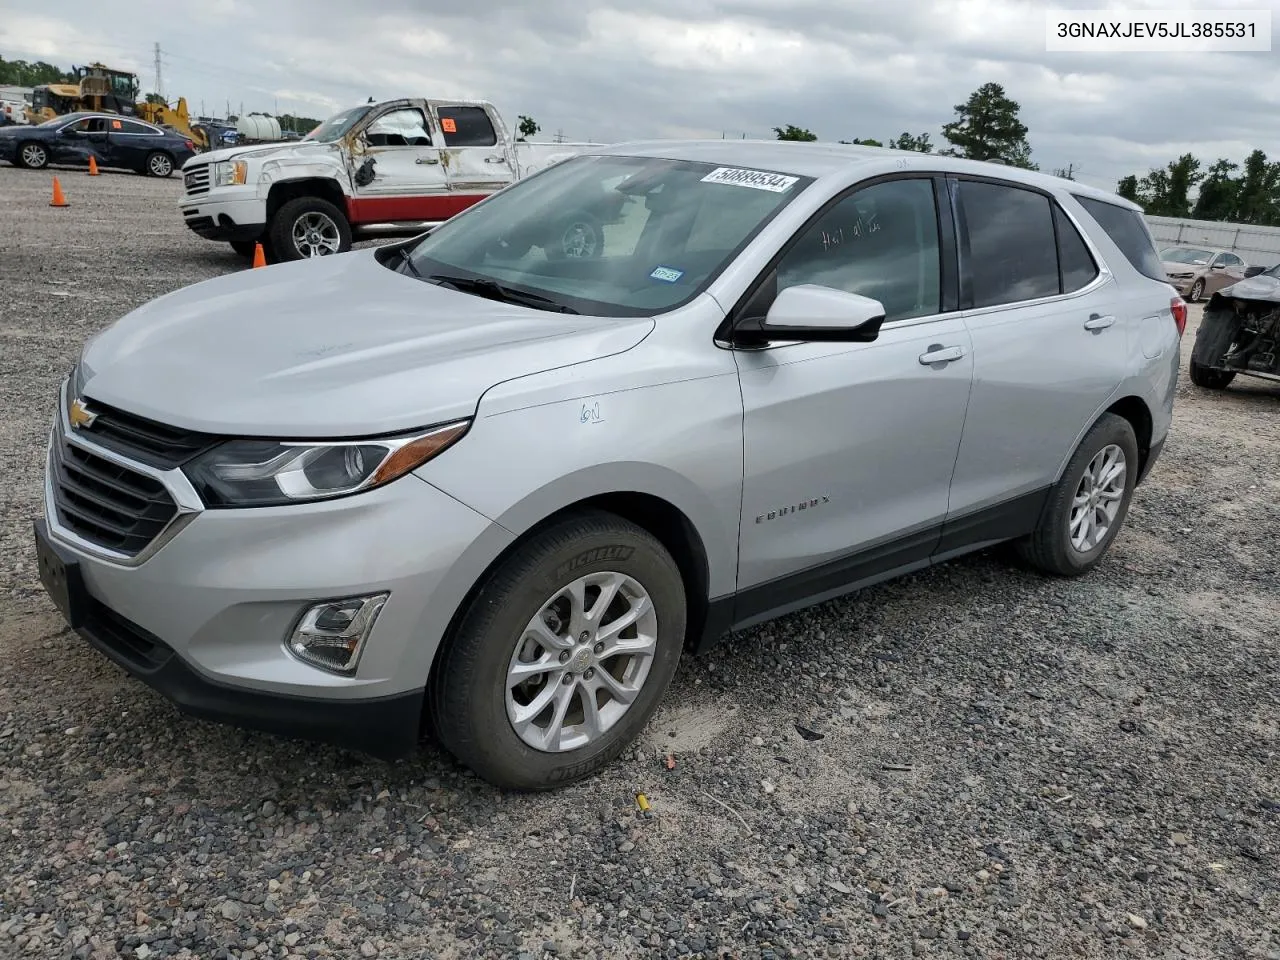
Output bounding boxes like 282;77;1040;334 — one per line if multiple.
1;163;1278;960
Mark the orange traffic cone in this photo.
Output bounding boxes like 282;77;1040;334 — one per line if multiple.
88;155;99;176
50;177;68;207
252;242;266;268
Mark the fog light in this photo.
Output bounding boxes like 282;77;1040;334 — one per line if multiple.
287;593;388;674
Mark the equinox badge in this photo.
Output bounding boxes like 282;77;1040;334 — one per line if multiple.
756;496;830;524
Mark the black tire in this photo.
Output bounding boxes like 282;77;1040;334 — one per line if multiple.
429;510;687;791
545;212;604;261
1188;279;1205;302
18;142;48;169
229;240;259;260
269;196;352;262
1015;413;1139;577
1188;359;1235;390
144;151;174;178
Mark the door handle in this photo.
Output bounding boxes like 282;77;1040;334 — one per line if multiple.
416;157;439;165
484;156;507;164
1084;313;1115;330
918;344;965;365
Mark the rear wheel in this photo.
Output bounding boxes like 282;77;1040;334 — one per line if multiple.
429;510;687;791
1015;413;1139;577
269;196;352;261
19;142;48;169
145;151;174;177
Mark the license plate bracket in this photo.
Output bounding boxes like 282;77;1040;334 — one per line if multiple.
33;521;86;630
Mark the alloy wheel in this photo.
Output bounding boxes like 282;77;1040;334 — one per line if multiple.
1069;443;1127;552
292;212;342;257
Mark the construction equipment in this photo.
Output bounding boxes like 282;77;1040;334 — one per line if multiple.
21;62;212;151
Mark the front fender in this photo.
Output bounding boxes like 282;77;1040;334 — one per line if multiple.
259;155;352;197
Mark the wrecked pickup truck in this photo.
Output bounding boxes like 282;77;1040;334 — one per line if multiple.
1190;262;1280;390
178;98;598;262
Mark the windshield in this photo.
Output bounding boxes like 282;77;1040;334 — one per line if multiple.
401;154;813;317
1162;247;1213;265
303;105;370;142
38;112;83;128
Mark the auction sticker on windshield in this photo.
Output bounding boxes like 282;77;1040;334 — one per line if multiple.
701;167;799;192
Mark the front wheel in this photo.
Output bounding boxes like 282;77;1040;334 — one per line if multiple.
1189;358;1235;390
269;196;352;261
429;510;687;791
145;151;174;177
1015;413;1139;577
1188;279;1205;302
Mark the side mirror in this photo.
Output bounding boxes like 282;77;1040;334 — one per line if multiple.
1244;265;1265;278
735;284;886;344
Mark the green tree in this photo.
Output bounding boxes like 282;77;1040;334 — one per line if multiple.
941;82;1037;169
840;137;882;146
1136;154;1203;217
1233;149;1280;224
0;56;75;86
889;131;933;153
516;114;540;141
144;92;166;106
774;124;817;142
1192;159;1239;221
1116;175;1143;206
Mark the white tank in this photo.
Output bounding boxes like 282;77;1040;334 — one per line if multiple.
236;114;282;142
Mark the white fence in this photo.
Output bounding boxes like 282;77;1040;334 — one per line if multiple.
1145;215;1280;269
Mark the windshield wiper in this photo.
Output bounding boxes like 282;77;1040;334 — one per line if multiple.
426;274;578;314
395;246;424;279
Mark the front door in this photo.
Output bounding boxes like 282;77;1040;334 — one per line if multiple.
733;176;974;622
1206;251;1247;295
432;104;512;194
348;104;450;224
55;116;112;166
944;177;1129;521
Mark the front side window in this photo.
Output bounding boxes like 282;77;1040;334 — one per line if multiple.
69;117;107;133
436;106;497;147
365;108;432;147
958;180;1059;307
402;155;813;316
773;177;942;322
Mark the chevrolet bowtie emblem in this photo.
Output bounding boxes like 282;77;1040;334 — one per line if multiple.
68;397;98;430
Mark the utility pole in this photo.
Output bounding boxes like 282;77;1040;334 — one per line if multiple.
153;42;162;100
554;128;565;143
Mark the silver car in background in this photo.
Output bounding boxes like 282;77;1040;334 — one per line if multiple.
34;141;1182;790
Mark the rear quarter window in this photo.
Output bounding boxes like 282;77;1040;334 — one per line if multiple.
1074;195;1164;282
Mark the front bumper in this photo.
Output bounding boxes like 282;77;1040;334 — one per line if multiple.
180;193;268;243
36;399;511;757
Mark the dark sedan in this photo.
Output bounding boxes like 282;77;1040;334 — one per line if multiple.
0;111;197;177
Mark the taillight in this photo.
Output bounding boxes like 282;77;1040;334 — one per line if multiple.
1171;296;1187;336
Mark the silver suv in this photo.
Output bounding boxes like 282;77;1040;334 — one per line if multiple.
33;142;1183;790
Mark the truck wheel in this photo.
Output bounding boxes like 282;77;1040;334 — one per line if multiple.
546;212;603;260
428;509;687;791
1188;358;1235;390
270;196;352;261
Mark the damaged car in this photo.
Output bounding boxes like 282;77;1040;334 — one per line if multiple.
1190;261;1280;389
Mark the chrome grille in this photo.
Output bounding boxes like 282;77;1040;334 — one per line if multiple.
49;418;180;558
183;162;210;197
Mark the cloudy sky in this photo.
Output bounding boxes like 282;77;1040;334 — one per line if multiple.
3;0;1278;191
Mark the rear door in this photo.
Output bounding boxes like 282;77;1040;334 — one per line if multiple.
432;104;513;193
108;118;159;169
943;176;1128;527
348;104;450;223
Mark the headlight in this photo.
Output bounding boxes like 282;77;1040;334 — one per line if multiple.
183;420;469;507
213;160;248;186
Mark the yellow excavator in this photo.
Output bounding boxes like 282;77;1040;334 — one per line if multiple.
22;62;211;151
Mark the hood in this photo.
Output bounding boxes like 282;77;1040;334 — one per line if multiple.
79;250;655;437
1160;258;1205;274
189;139;336;167
1217;273;1280;303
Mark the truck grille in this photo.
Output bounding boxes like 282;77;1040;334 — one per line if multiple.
49;419;181;559
71;398;220;470
183;162;210;196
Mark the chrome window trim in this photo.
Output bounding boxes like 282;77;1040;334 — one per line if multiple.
44;377;204;568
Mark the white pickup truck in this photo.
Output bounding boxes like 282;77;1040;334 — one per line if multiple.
178;98;597;262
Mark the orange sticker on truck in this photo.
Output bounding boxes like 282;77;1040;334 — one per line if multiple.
441;117;457;133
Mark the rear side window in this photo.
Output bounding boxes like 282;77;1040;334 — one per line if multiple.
436;106;497;147
957;180;1058;307
1074;195;1164;281
118;119;155;135
1055;206;1099;293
